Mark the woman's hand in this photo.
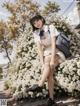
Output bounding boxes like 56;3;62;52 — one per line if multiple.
50;34;56;71
36;41;44;66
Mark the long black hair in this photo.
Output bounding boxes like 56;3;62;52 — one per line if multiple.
30;15;45;31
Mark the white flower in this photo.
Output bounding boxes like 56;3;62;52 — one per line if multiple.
77;69;80;76
77;61;80;68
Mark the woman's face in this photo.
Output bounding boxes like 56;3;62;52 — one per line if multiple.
33;19;43;29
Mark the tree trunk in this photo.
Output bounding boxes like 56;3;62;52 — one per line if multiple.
3;40;11;64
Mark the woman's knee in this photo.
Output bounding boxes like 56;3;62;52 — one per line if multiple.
43;57;50;71
44;55;51;63
44;63;50;70
47;69;54;79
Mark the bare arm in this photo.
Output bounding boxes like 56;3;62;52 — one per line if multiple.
49;24;57;64
36;42;44;65
51;35;56;64
33;32;44;65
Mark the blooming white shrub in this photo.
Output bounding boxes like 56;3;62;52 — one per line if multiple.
56;56;80;96
4;23;80;99
3;0;80;100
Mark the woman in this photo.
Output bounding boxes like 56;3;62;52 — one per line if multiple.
29;15;66;106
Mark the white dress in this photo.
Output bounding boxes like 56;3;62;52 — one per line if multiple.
33;24;66;63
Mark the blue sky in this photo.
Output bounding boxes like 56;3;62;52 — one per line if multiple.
0;0;15;20
37;0;76;15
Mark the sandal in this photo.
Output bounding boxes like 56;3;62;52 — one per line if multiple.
47;98;57;106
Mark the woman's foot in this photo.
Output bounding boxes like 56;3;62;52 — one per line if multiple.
47;98;57;106
27;84;43;92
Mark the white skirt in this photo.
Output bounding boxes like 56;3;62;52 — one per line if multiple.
43;47;66;63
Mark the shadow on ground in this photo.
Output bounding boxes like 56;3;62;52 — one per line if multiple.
0;92;80;106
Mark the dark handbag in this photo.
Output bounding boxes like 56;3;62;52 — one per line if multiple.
42;25;71;58
56;32;71;58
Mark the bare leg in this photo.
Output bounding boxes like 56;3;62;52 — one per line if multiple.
38;64;50;87
38;55;51;87
38;54;60;100
38;66;55;100
47;68;54;100
47;54;60;100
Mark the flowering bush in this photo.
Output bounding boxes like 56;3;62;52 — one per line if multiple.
3;0;80;100
55;56;80;97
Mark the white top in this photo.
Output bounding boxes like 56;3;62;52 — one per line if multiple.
33;24;59;56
